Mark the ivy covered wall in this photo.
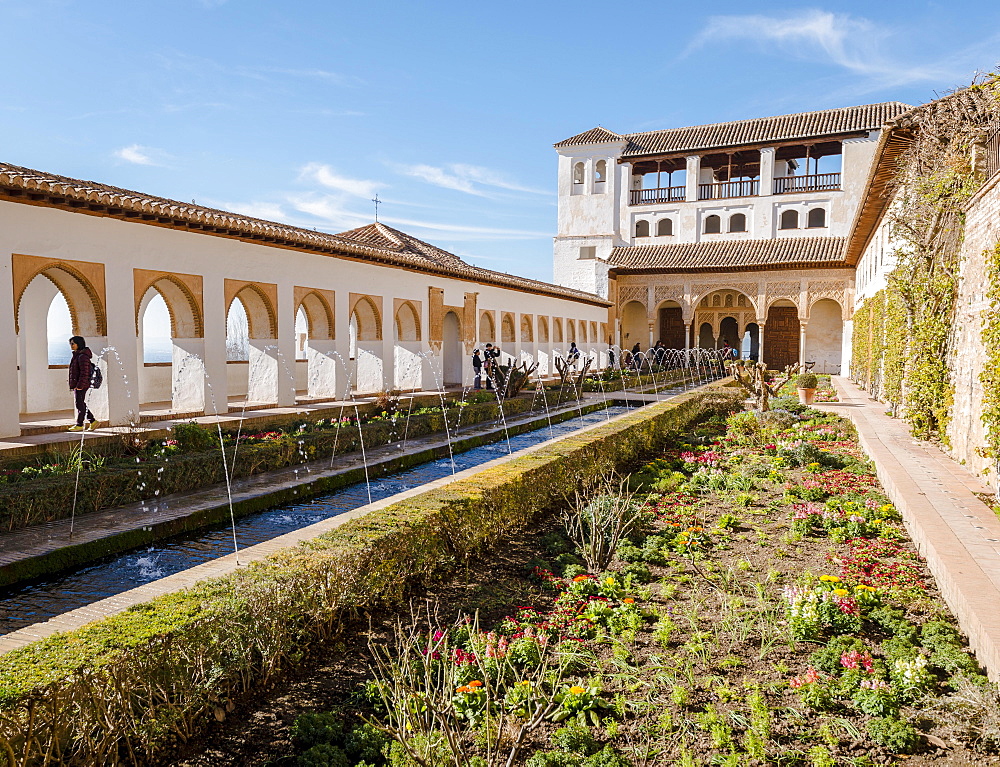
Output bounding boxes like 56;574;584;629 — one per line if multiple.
851;75;1000;477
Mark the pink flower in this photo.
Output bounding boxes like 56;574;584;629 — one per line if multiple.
840;650;875;673
790;666;823;688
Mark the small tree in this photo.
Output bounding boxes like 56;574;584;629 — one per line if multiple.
491;360;538;399
552;356;592;405
732;360;812;411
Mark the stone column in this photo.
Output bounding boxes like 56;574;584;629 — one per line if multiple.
757;322;766;368
685;155;701;202
0;255;20;437
683;322;691;352
202;275;230;416
759;147;775;197
799;322;809;367
275;283;297;406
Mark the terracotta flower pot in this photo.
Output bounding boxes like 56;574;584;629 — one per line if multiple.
798;388;816;405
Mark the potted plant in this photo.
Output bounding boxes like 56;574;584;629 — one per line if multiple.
795;373;819;405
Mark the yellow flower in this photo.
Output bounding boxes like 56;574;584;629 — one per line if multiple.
832;588;849;596
855;584;876;592
605;577;616;585
569;686;586;695
819;575;840;583
518;680;532;687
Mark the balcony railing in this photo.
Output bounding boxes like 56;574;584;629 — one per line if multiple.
697;179;759;200
773;173;841;194
629;186;685;205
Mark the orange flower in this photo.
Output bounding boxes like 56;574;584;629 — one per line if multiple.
623;598;635;604
569;685;586;695
456;685;471;694
573;575;590;583
469;680;483;688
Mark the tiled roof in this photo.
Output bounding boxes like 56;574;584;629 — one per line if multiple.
557;103;911;158
0;161;609;306
607;237;848;272
554;127;625;148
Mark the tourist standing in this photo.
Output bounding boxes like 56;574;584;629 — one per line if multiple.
483;343;499;390
568;341;581;368
471;349;483;390
68;336;98;431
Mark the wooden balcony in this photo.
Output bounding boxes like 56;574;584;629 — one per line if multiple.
697;179;759;200
629;186;685;205
773;173;841;194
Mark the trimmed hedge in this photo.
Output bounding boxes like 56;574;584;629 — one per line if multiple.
0;387;741;765
0;397;535;533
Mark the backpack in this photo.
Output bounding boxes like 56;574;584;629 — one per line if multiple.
90;361;104;390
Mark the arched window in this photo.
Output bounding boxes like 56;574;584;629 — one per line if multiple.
656;218;673;236
704;215;721;234
635;220;650;237
807;207;826;228
573;162;585;184
729;213;747;232
779;209;799;229
595;160;606;183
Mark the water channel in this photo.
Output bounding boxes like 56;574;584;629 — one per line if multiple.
0;404;648;635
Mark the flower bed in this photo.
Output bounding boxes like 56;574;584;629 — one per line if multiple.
267;400;1000;766
0;388;740;766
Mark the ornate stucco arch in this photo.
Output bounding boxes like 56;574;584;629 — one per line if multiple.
225;279;278;339
134;271;204;338
14;255;107;336
294;287;335;341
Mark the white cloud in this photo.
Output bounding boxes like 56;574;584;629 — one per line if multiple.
686;10;957;90
113;144;162;166
298;163;385;199
397;163;549;197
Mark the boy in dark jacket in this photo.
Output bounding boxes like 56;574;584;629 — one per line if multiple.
68;336;98;431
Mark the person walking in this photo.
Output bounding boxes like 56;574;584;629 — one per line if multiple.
568;341;581;368
68;336;98;431
472;348;483;390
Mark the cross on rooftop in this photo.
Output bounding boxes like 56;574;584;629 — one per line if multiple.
372;194;381;223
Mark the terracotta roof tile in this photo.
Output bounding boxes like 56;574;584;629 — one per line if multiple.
607;237;847;272
0;161;609;306
553;127;625;148
561;103;911;158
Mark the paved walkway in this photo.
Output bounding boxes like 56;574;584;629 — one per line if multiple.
0;384;702;654
820;377;1000;683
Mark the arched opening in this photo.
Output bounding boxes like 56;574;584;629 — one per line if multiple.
226;298;250;361
16;266;107;418
779;209;799;229
698;322;714;349
656;218;673;236
295;308;308;360
395;301;420;342
657;302;685;348
729;213;747;233
538;317;549;343
595;160;607;183
765;301;800;369
620;302;645;348
719;316;739;351
635;220;650;237
442;311;462;387
704;215;721;234
743;322;760;361
351;296;383;395
573;162;585;185
566;319;576;343
136;289;173;406
553;318;563;344
807;207;826;228
805;298;843;374
501;313;516;344
520;315;533;343
479;312;495;343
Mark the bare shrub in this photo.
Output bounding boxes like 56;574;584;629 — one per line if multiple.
561;475;649;572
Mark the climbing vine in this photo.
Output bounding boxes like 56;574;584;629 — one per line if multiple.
852;74;1000;444
978;241;1000;466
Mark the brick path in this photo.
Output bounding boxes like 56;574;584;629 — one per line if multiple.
821;377;1000;683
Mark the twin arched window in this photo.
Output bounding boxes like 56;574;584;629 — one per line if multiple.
729;213;747;233
807;207;826;228
779;209;799;229
657;218;673;236
704;215;721;234
635;220;650;237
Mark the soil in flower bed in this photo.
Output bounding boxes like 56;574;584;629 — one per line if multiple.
168;398;1000;767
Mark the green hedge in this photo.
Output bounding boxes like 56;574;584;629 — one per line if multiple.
0;387;741;766
0;397;534;533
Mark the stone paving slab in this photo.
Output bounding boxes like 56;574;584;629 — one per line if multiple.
820;377;1000;683
0;386;704;655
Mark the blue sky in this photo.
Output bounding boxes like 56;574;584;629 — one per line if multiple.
3;0;998;293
